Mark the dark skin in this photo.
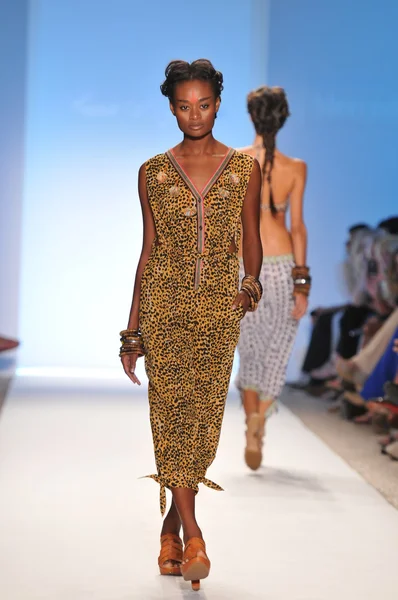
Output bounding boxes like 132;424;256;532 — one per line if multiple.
121;79;262;564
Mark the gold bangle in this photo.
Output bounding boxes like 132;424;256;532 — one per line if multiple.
119;344;145;357
293;284;311;297
119;328;145;357
120;328;140;337
119;349;145;356
292;266;311;296
241;275;263;302
240;274;262;312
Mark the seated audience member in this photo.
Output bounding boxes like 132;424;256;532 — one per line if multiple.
298;224;373;391
298;220;398;398
360;328;398;406
337;230;398;385
294;215;398;463
336;229;398;425
376;337;398;460
377;216;398;235
336;307;398;386
342;332;398;434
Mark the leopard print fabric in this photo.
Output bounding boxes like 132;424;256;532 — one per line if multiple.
139;149;254;515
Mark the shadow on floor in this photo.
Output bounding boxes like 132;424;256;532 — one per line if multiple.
281;386;398;509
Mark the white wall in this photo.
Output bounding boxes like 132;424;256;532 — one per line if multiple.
0;0;28;338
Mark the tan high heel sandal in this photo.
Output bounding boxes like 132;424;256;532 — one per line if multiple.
244;412;262;470
258;414;266;448
180;537;210;591
158;533;183;576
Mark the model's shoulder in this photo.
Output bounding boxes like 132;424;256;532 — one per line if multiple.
234;145;256;157
233;149;255;166
277;152;306;176
144;153;168;168
291;156;306;168
282;154;306;170
291;157;307;179
143;153;171;180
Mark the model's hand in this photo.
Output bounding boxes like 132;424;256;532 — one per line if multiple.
232;291;250;317
121;353;141;385
292;293;308;320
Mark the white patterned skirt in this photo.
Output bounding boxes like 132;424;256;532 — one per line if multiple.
235;255;298;416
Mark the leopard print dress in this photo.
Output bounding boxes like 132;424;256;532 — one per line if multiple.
139;149;254;515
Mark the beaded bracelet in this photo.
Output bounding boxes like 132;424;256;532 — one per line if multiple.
241;274;263;312
119;329;145;357
292;265;311;296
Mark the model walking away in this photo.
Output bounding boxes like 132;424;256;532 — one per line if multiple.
235;86;310;470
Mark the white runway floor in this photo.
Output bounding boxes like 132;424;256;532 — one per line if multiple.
1;377;398;600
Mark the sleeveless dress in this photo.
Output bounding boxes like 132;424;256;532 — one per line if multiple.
139;149;254;514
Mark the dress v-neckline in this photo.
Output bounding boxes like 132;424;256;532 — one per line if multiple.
166;147;235;199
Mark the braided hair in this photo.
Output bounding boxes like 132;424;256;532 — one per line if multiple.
247;86;290;216
160;59;224;105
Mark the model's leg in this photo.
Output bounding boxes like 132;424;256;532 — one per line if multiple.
246;262;274;462
169;286;241;575
242;389;259;416
242;389;262;466
144;301;197;568
236;261;263;421
257;258;299;444
235;261;268;466
158;499;183;571
172;487;210;591
170;488;202;544
258;397;275;422
161;499;181;537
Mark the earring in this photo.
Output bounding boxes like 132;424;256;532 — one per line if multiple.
214;112;218;120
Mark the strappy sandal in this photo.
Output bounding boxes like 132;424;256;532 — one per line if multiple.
158;533;183;576
180;537;210;591
244;412;262;470
258;414;266;449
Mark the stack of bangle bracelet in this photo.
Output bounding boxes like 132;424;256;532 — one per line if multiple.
240;274;263;312
119;329;145;357
292;265;312;296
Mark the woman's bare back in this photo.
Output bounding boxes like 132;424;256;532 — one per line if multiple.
238;146;306;257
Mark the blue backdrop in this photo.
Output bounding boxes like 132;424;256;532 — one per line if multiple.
266;0;398;375
18;0;269;380
9;0;397;381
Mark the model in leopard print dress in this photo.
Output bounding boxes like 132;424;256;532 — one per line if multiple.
121;60;262;589
141;148;255;512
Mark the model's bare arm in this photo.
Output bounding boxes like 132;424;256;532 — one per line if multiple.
290;160;307;267
232;159;263;313
126;163;156;329
121;163;156;384
290;160;308;319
